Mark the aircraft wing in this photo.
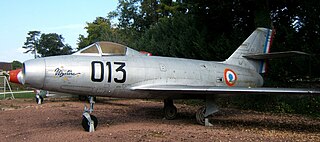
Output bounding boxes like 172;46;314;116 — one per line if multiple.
131;85;320;95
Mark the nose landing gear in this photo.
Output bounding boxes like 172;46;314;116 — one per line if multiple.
81;96;98;132
35;94;43;105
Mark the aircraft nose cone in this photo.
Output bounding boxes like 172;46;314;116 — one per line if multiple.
23;58;46;89
9;69;24;84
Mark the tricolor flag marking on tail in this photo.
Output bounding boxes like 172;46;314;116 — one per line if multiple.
259;29;275;73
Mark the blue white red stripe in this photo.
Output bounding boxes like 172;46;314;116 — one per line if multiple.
260;29;275;73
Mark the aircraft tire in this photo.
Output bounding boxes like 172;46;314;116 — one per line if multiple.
35;95;43;104
164;105;177;120
196;107;205;125
82;115;98;132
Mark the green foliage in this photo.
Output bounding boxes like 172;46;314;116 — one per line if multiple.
38;33;73;57
134;14;207;59
23;32;73;57
11;61;22;70
219;95;320;116
267;0;320;84
22;31;41;59
77;17;120;50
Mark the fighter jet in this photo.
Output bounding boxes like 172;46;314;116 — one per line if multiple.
9;28;320;132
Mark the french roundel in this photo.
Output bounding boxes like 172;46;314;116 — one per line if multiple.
224;69;237;86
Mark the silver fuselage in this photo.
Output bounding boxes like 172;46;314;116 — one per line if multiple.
23;55;263;99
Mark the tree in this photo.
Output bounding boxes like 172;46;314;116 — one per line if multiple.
22;31;41;58
77;17;119;50
38;33;73;57
135;14;207;59
23;31;73;58
78;0;320;80
11;61;22;70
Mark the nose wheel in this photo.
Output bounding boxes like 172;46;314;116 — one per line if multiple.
82;113;98;132
82;96;98;132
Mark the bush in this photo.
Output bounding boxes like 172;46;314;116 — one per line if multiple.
219;94;320;117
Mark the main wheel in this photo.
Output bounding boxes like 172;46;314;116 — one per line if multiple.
82;115;98;132
196;107;206;125
164;105;177;120
35;95;43;104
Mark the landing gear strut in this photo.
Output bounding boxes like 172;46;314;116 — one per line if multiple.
78;95;96;102
82;96;98;132
163;99;177;120
35;94;43;104
195;99;218;126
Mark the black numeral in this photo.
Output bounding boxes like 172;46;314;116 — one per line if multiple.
91;61;126;83
91;61;104;82
114;62;126;83
106;62;112;83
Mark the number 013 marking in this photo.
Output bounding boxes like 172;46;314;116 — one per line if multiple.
91;61;126;83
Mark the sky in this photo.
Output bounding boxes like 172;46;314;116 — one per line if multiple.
0;0;118;63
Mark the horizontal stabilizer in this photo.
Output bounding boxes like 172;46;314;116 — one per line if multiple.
243;51;309;60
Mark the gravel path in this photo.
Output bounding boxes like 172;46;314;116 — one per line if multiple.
0;98;319;142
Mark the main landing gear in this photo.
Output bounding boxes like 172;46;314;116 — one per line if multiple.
82;96;98;132
163;99;177;120
163;98;218;126
195;99;218;126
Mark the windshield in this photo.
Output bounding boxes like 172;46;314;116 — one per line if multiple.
99;42;126;55
80;44;99;54
73;41;141;56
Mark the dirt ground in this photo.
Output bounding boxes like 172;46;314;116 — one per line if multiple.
0;98;319;142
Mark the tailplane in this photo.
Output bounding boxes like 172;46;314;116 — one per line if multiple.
224;28;275;73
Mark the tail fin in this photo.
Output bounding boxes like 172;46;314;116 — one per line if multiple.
224;28;275;73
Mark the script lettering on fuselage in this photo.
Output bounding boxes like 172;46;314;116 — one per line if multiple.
91;61;126;83
54;68;81;77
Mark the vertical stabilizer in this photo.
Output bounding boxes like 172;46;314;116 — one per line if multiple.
224;28;275;73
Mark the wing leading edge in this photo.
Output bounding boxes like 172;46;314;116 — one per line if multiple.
131;85;320;95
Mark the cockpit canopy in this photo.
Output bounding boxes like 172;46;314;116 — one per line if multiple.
73;41;141;56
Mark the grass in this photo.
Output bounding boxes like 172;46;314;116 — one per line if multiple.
13;92;35;98
1;92;35;99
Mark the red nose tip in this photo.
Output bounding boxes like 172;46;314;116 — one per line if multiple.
9;69;23;84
